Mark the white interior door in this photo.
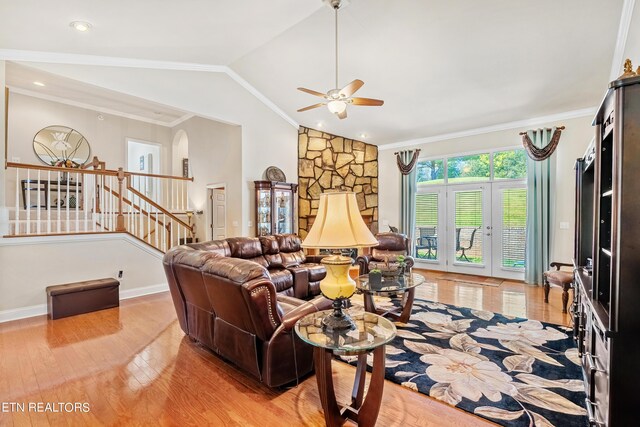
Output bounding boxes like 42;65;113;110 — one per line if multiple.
446;184;492;275
491;182;526;280
210;188;226;240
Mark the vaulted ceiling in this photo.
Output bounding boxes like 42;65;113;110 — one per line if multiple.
0;0;630;145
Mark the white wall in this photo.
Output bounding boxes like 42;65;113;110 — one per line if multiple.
17;63;299;237
378;115;594;264
7;92;172;172
171;116;243;240
0;61;7;235
0;234;166;316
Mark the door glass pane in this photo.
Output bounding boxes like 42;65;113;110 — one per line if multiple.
454;191;483;264
415;193;439;260
416;159;445;185
275;190;291;234
501;188;526;269
447;154;490;183
494;149;527;180
257;190;271;236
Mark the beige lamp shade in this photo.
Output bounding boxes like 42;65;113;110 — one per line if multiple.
302;192;378;249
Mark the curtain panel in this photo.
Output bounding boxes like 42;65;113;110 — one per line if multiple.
399;150;418;255
525;128;557;285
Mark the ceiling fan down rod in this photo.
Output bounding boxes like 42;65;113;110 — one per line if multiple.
335;3;339;90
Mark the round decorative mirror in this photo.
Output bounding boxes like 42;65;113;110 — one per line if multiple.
33;125;91;167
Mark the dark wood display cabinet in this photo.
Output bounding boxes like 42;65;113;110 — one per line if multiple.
254;181;297;237
573;75;640;426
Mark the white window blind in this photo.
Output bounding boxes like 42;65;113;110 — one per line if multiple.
501;188;526;269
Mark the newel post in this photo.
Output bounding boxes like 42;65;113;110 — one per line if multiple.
116;168;126;232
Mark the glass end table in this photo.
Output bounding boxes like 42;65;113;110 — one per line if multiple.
355;273;426;323
295;310;396;427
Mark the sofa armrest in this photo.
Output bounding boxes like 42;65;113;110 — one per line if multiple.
287;266;310;299
355;255;371;275
280;296;332;331
305;254;327;264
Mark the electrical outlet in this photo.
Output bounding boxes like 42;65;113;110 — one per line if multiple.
11;157;20;163
232;221;239;227
118;270;123;279
559;222;570;230
248;220;253;227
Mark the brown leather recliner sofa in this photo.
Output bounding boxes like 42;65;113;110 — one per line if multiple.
162;234;331;387
356;232;415;275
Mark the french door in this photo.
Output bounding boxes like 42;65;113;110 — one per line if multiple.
415;182;526;280
447;184;492;276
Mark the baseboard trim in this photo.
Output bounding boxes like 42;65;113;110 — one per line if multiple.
0;282;169;324
120;283;169;300
0;304;47;323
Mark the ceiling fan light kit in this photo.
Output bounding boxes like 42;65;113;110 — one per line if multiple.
297;0;383;120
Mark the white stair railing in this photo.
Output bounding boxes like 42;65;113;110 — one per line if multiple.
5;159;194;253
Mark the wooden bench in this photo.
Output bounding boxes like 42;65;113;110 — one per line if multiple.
46;278;120;320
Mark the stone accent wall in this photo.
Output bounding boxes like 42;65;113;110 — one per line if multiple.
298;126;378;239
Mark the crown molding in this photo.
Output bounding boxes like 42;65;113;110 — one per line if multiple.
610;0;636;81
378;107;597;151
0;49;299;129
8;85;183;128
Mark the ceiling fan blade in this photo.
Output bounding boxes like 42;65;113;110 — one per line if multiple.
297;103;326;112
297;87;327;98
350;97;384;106
337;109;347;120
339;79;364;97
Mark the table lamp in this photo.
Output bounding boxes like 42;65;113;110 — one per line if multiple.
302;191;378;332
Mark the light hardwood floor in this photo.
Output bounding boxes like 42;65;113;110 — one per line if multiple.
0;270;572;426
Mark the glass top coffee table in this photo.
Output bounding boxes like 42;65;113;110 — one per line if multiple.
295;310;396;427
355;273;426;323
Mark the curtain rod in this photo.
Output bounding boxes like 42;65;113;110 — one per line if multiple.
393;148;421;156
519;125;565;136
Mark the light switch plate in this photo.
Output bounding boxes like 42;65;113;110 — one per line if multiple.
559;222;570;230
248;221;252;227
232;220;239;227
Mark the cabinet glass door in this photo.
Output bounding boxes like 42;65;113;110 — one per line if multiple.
257;189;271;236
275;190;292;234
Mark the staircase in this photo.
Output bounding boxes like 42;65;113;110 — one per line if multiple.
4;158;194;253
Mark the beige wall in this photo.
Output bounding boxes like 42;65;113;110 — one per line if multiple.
0;235;166;315
0;61;6;235
378;115;594;263
7;92;172;171
171;116;243;240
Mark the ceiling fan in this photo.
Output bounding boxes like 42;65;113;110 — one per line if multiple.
297;0;384;120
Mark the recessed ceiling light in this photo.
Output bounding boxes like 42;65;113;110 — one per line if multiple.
317;122;323;128
70;21;92;32
360;133;367;139
97;114;104;121
33;81;45;87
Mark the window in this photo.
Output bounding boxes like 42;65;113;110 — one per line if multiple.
494;149;527;180
415;193;439;259
447;154;490;183
501;188;527;269
415;149;527;185
416;159;444;185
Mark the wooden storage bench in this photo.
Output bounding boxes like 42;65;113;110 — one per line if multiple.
46;278;120;320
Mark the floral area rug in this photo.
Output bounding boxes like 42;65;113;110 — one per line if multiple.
343;296;587;427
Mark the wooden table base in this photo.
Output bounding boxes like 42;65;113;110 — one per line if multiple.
314;346;386;427
363;288;416;323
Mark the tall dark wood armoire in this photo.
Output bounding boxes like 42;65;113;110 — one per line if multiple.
573;75;640;426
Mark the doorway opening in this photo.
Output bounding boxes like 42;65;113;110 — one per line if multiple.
127;139;162;202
